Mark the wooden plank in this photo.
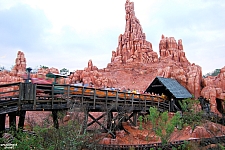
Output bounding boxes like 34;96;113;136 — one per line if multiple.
105;90;108;110
107;111;113;129
93;88;96;109
33;84;37;110
144;95;146;112
0;99;18;106
67;85;70;108
0;82;21;88
0;90;20;95
81;87;84;106
131;93;134;109
151;85;163;87
116;91;118;110
51;85;54;109
0;106;18;114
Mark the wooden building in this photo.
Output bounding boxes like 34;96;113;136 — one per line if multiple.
145;76;192;111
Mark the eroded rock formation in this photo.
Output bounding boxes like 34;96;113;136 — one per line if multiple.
68;0;202;99
70;60;115;87
201;66;225;114
110;0;158;65
0;0;222;115
159;35;190;67
11;51;26;77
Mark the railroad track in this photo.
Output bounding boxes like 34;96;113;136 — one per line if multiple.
96;135;225;150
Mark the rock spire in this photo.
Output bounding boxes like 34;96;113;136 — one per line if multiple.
111;0;158;64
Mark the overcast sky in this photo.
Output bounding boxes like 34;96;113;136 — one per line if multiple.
0;0;224;74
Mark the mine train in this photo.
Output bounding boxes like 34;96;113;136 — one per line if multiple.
32;73;167;102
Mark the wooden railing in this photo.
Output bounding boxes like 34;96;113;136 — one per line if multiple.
0;83;170;114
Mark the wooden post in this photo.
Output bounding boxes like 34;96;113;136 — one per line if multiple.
51;85;54;109
144;95;146;112
18;83;23;110
52;110;59;129
0;114;6;136
107;111;113;129
18;110;26;130
82;108;89;134
116;91;118;110
131;93;134;109
8;112;16;131
117;112;124;130
93;88;96;109
133;111;137;126
67;85;70;108
105;90;108;110
81;87;84;106
171;99;174;112
33;84;37;110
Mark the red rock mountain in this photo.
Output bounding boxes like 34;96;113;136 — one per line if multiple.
70;0;202;99
1;0;224;115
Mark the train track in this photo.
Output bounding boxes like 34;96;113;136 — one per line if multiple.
96;135;225;150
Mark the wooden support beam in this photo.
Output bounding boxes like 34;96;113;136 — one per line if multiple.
88;113;108;132
33;84;37;110
87;113;106;127
52;110;59;129
105;90;108;110
88;112;115;138
8;112;16;131
51;85;54;109
93;89;96;109
0;114;6;136
18;110;26;130
126;112;138;127
82;108;89;134
127;112;136;126
151;85;163;87
133;111;138;126
116;112;124;130
107;111;113;129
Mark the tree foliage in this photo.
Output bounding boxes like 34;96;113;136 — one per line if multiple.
203;69;220;78
40;65;49;69
60;68;69;75
179;98;203;130
0;66;5;71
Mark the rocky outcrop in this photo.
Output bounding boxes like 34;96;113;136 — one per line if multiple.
11;51;26;77
1;0;221;114
159;35;190;67
68;0;202;98
70;60;115;88
110;0;158;65
201;66;225;114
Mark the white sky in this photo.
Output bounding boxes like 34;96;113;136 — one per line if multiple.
0;0;224;74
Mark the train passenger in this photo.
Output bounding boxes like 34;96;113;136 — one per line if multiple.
122;87;127;92
111;87;116;91
132;89;137;94
136;90;140;94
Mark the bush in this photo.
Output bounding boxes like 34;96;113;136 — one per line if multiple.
0;114;101;150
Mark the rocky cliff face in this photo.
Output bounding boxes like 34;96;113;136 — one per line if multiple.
1;0;222;114
201;66;225;114
110;0;158;65
69;0;202;99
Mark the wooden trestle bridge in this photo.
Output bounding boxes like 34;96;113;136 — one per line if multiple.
0;82;170;138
